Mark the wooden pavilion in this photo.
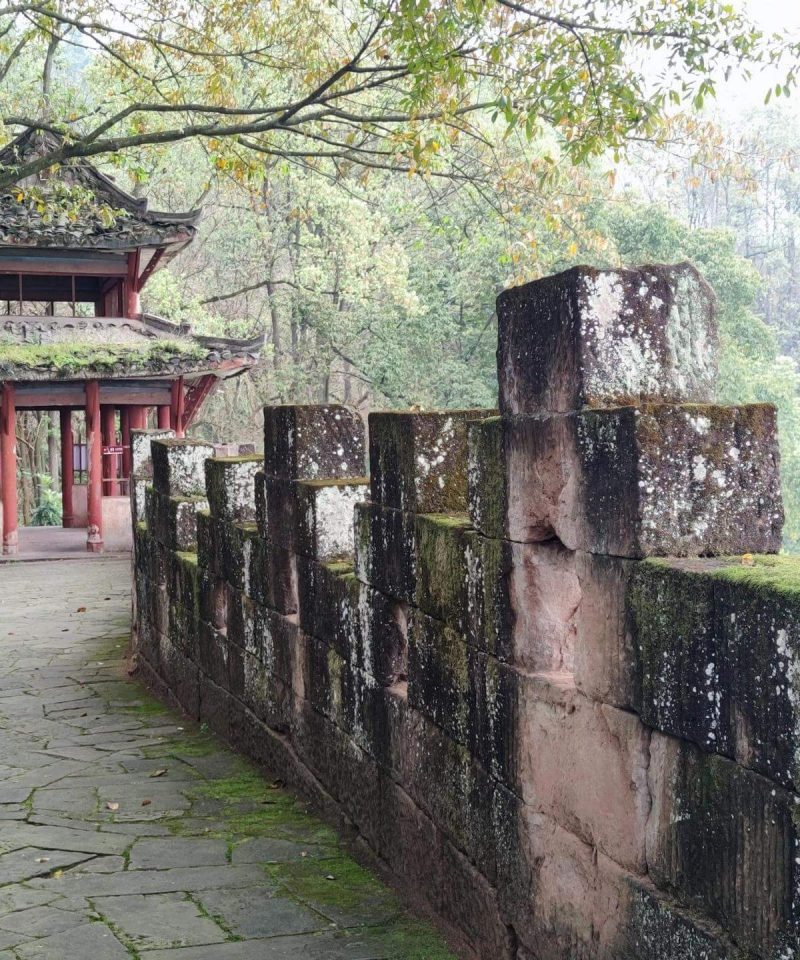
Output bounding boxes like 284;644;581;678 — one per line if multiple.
0;128;262;554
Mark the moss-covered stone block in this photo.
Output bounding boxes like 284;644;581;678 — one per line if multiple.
467;416;507;539
145;487;207;551
489;404;782;557
408;611;470;746
648;733;800;956
497;262;717;415
354;500;415;602
402;710;499;883
151;437;215;497
197;568;229;631
196;509;218;573
632;555;800;789
295;477;368;561
263;404;366;480
414;513;473;633
369;409;490;514
205;454;262;522
197;619;229;690
243;650;292;731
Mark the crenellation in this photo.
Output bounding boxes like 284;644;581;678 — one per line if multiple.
132;260;797;960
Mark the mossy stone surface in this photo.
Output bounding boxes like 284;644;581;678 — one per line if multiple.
632;555;800;789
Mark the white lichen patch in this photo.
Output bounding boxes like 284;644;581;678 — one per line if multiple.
578;266;717;405
312;484;365;560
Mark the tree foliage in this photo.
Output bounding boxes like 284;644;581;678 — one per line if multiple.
0;0;794;188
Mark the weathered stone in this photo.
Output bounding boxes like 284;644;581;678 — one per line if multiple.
471;404;783;556
407;610;472;747
243;650;292;731
573;551;639;709
402;710;499;882
414;513;472;633
497;262;718;415
439;839;515;960
263;404;365;480
354;500;415;602
516;673;650;874
464;534;577;672
369;409;489;513
205;454;262;522
197;568;229;631
620;879;739;960
632;555;800;790
647;732;800;957
131;428;175;478
151;438;215;497
131;477;148;523
294;478;368;561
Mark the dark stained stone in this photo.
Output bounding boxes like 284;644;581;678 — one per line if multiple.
497;262;718;415
263;404;366;481
369;410;490;514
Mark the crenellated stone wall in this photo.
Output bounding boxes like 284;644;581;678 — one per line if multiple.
131;260;799;960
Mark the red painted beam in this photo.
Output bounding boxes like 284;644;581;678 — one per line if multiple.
183;374;218;430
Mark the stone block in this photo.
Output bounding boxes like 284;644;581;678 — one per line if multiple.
263;404;365;480
243;650;292;731
497;262;718;415
402;710;499;882
467;415;507;538
499;804;632;960
197;619;229;691
414;513;473;633
369;409;489;513
464;534;578;672
621;878;738;960
144;487;208;552
204;454;262;522
515;673;650;874
408;610;472;747
439;839;515;960
158;636;201;718
472;405;782;557
297;555;406;686
196;510;219;573
151;437;215;497
295;478;368;561
647;732;800;957
573;552;639;709
131;477;148;523
354;500;415;602
378;781;443;914
631;555;800;790
131;428;175;478
255;474;297;548
197;568;229;631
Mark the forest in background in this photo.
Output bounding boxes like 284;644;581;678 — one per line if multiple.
2;1;799;545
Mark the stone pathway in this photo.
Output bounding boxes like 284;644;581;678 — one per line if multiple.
0;559;455;959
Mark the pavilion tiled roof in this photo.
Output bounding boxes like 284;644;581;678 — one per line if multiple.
0;128;200;255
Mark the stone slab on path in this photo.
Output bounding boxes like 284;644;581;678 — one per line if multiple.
0;559;455;960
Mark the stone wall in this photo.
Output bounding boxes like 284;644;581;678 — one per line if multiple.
130;261;798;960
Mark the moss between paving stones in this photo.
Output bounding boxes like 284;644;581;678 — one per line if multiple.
121;648;455;955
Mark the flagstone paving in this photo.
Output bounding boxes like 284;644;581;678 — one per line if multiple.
0;558;455;959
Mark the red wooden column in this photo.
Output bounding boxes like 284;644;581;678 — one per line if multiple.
129;406;147;431
1;383;18;556
85;382;104;553
171;377;186;438
157;406;171;429
59;409;75;529
120;407;132;486
101;405;120;496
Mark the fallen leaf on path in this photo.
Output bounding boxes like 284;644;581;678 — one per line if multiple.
149;769;167;778
141;799;152;806
35;857;50;863
76;607;86;613
106;801;119;811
